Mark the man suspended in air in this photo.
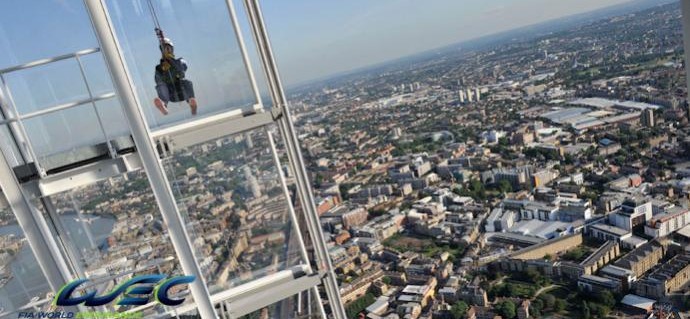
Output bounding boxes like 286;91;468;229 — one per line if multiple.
153;37;197;115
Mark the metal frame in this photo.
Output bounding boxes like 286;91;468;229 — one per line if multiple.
0;145;74;292
139;265;322;318
151;105;274;152
0;48;118;177
242;1;346;317
267;128;327;318
0;0;346;318
83;1;218;318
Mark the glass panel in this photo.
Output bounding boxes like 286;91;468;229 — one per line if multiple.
79;52;117;98
39;170;196;316
4;58;90;115
162;124;305;294
0;201;51;316
0;125;24;167
23;103;110;159
106;0;259;130
236;292;323;319
94;98;130;139
0;1;98;70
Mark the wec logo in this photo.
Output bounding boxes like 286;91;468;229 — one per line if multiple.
53;274;195;307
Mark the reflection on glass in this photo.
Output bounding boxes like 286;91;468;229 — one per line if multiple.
0;205;51;316
236;292;322;319
1;46;123;167
106;0;258;130
4;58;90;115
94;98;130;139
79;52;117;99
0;1;98;70
23;104;111;159
40;170;194;315
0;125;24;167
163;125;303;293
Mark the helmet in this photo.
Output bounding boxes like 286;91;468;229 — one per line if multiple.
160;38;174;49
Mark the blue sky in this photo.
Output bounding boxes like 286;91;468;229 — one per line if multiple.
0;0;649;156
1;0;642;86
260;0;639;85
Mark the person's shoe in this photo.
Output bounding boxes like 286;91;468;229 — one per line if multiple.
154;98;168;115
188;98;198;115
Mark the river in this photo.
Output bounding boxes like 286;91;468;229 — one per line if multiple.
0;213;115;313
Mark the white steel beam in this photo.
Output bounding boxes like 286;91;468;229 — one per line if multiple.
242;1;346;318
82;1;217;318
0;147;73;292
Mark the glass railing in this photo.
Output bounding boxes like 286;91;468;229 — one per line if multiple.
37;170;197;316
237;293;323;319
105;0;260;131
162;124;305;294
0;48;123;176
0;205;51;317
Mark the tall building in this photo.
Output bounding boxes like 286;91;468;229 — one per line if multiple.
466;88;474;102
641;109;654;127
244;166;262;198
458;90;466;103
474;88;481;101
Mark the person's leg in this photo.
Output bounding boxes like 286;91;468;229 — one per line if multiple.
188;97;198;115
182;79;197;115
155;84;170;115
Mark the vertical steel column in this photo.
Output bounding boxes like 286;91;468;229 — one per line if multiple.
266;129;327;319
0;149;73;292
0;75;42;173
75;54;115;157
0;86;29;166
242;1;346;318
82;1;217;318
682;0;690;98
224;0;263;110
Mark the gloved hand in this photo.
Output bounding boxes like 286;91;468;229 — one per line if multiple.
161;60;171;71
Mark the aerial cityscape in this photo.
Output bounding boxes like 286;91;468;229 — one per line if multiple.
285;1;690;318
1;0;690;318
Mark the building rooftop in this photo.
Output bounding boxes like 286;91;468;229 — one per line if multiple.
621;294;656;311
580;241;617;267
600;264;635;278
589;223;630;237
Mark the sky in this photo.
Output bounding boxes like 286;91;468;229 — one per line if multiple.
260;0;638;86
0;0;656;158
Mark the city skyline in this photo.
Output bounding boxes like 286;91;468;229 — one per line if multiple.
2;1;690;318
263;0;674;86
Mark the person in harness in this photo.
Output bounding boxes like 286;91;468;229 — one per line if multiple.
153;37;197;115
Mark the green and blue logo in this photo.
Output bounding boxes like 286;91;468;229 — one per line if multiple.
53;274;195;307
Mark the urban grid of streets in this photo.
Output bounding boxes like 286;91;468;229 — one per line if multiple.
2;1;690;319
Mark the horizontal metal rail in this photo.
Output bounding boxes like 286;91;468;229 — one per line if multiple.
0;92;116;125
124;265;316;318
0;48;100;75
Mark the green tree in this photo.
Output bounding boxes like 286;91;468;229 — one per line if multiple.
498;179;513;194
541;294;556;309
503;283;518;297
597;290;616;309
496;300;516;319
450;301;469;319
382;276;392;285
554;299;567;312
582;301;591;319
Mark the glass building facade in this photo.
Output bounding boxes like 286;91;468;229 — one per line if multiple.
0;0;346;318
